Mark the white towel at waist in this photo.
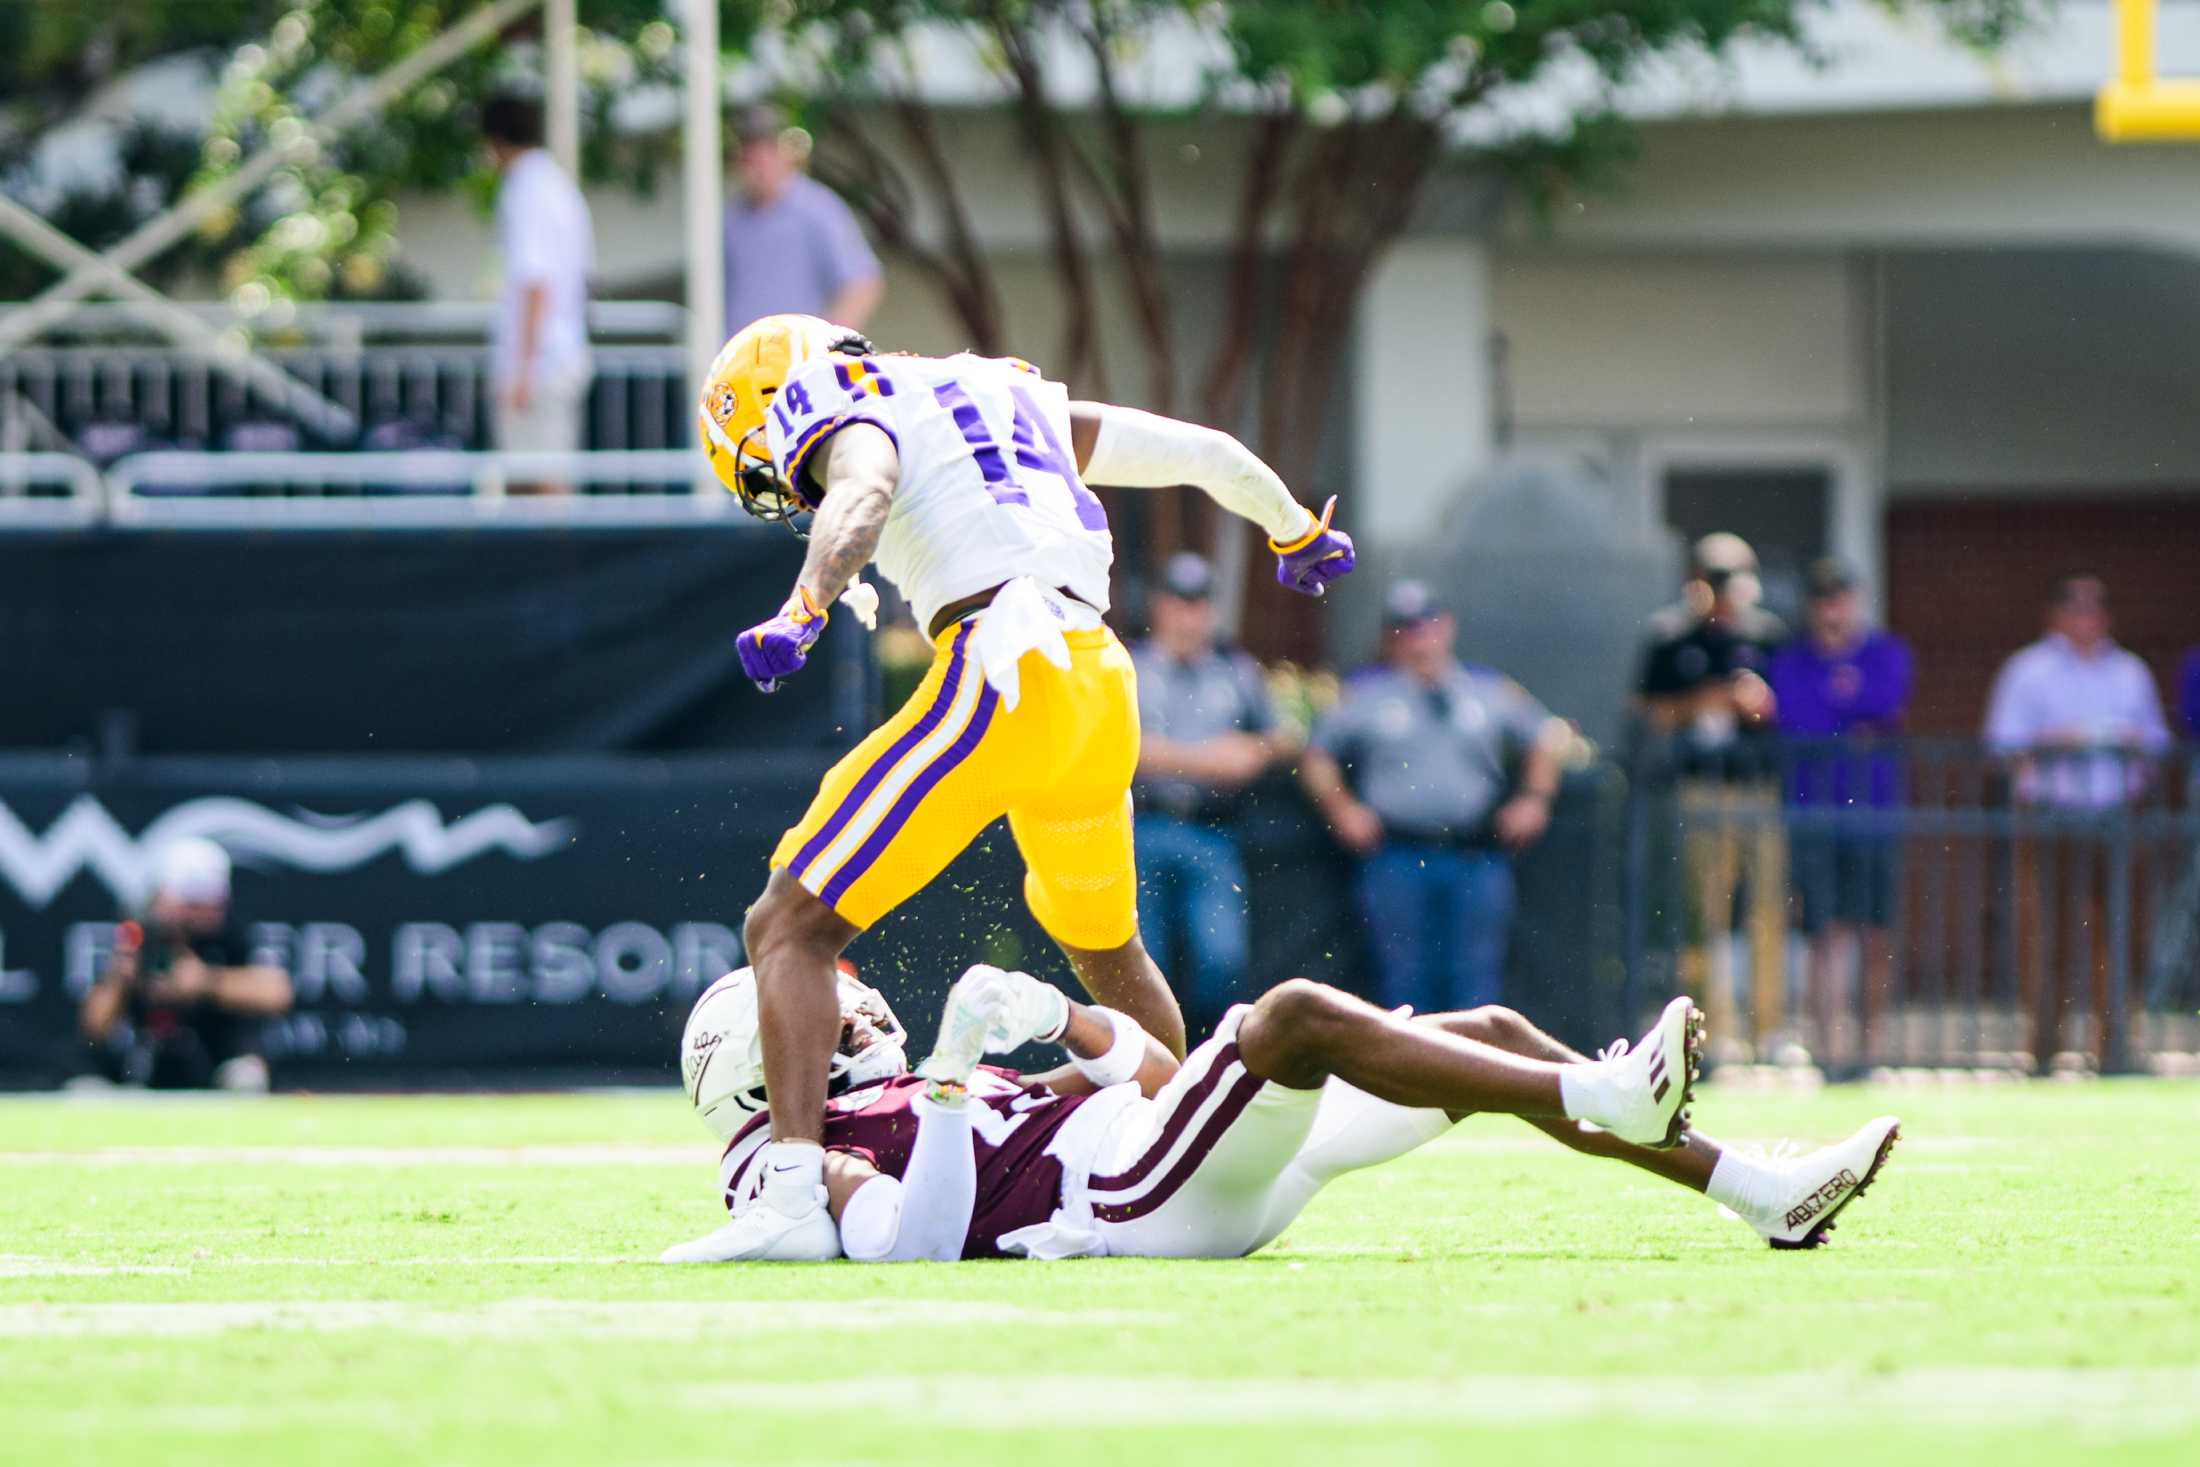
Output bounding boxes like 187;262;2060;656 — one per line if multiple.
965;576;1105;712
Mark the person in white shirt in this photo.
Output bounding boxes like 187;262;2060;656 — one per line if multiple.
1983;574;2170;1070
483;94;594;493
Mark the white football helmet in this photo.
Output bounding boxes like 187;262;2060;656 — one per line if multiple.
679;963;910;1139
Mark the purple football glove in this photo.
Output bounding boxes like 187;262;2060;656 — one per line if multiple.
1271;495;1355;597
737;587;828;694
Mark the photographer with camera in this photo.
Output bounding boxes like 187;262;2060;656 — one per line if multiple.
78;838;293;1091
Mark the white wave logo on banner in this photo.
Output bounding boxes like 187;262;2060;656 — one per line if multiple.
0;796;577;909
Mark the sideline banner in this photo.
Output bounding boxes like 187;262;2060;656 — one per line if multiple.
0;756;1622;1087
0;756;820;1085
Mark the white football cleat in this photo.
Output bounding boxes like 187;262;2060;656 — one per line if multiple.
1587;996;1704;1149
1737;1115;1901;1250
658;1171;840;1265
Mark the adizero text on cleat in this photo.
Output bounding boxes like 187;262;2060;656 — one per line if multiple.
1745;1116;1901;1250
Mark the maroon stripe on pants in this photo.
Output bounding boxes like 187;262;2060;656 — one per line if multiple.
1087;1042;1239;1195
1091;1068;1267;1224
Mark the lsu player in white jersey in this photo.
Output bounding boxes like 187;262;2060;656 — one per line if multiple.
661;965;1903;1264
695;313;1356;1261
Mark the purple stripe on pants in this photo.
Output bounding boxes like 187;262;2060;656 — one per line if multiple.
818;677;1001;906
789;624;972;881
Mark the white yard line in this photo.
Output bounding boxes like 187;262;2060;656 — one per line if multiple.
0;1254;643;1272
0;1144;705;1168
680;1368;2200;1434
0;1256;185;1278
0;1299;1158;1338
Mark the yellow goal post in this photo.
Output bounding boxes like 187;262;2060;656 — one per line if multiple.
2098;0;2200;139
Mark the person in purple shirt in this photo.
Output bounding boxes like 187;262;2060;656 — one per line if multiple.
1767;559;1912;1072
2178;648;2200;741
723;105;885;336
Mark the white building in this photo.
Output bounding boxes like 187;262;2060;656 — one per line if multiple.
379;5;2200;724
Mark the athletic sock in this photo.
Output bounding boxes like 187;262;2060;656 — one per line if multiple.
1706;1148;1779;1218
758;1141;825;1208
1557;1063;1615;1127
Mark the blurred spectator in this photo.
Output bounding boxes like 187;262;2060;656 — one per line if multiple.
1767;558;1912;1070
484;93;594;493
2145;644;2200;1011
77;838;292;1091
1635;533;1788;1060
724;104;884;335
1130;553;1289;1028
2178;646;2200;740
1300;581;1565;1012
1985;574;2170;1069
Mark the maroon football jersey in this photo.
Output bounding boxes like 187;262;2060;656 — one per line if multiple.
720;1067;1088;1259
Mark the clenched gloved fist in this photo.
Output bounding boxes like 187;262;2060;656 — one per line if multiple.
736;586;828;693
1271;495;1356;597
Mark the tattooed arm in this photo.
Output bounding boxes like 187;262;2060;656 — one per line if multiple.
795;424;900;607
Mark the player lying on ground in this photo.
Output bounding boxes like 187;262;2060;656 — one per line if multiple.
696;314;1356;1262
662;965;1899;1263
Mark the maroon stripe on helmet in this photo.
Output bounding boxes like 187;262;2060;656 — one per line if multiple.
1086;1042;1239;1195
1091;1069;1267;1224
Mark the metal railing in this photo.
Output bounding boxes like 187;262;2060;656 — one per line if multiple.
1622;736;2200;1076
98;450;725;526
1;344;688;457
0;299;688;348
0;452;103;526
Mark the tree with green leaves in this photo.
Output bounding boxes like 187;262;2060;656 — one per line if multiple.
0;1;680;304
763;0;2033;646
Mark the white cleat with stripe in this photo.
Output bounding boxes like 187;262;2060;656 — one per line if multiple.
1586;996;1704;1150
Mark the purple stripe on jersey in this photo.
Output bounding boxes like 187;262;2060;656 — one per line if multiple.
1088;1043;1241;1195
831;358;897;397
1009;383;1108;532
789;625;973;881
819;675;1001;906
1091;1067;1268;1224
931;379;1024;506
784;414;902;489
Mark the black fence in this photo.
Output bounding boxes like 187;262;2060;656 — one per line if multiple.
1622;738;2200;1075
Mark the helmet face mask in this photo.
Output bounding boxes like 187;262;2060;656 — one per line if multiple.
678;964;907;1139
697;314;875;535
731;422;814;534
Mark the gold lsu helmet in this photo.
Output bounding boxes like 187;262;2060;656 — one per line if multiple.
697;313;873;530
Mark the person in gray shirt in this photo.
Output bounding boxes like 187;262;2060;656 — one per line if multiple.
1300;581;1567;1011
1130;554;1290;1029
724;104;884;334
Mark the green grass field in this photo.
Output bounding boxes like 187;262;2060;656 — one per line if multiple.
3;1081;2194;1466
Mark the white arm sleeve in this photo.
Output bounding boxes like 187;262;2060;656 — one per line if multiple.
1079;403;1311;544
838;1092;978;1264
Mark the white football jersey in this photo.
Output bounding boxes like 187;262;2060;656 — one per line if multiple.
762;352;1115;632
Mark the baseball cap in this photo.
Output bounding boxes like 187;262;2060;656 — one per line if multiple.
1805;556;1859;599
732;103;784;144
1382;579;1447;630
151;836;231;906
1158;552;1215;601
1691;532;1758;583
